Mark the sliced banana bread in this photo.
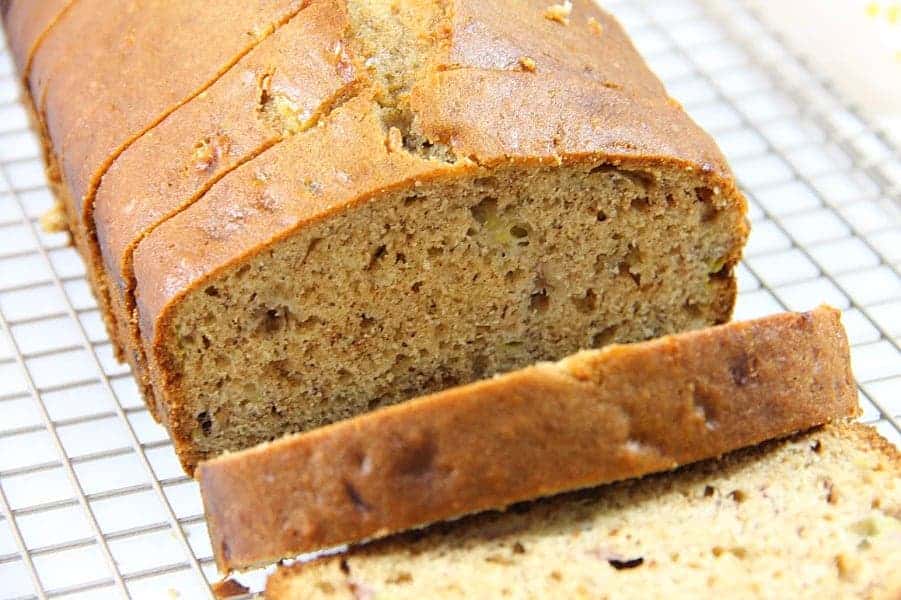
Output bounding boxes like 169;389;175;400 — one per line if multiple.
199;307;857;572
266;423;901;599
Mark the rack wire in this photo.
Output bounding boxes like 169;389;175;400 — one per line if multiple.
0;0;899;597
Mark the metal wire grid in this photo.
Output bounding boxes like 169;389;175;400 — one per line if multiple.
0;0;899;597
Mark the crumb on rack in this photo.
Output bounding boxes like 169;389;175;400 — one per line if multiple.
518;56;537;72
211;578;251;599
543;1;572;25
39;200;67;233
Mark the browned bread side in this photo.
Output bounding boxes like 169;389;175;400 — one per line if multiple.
265;422;900;599
3;0;75;259
198;307;858;572
2;0;72;75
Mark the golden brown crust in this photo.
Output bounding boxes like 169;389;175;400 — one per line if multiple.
447;1;665;97
32;0;306;208
198;307;857;572
411;68;731;178
423;1;732;181
210;578;250;599
96;0;358;295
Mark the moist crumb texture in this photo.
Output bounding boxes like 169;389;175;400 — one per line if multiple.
171;161;742;468
266;424;901;599
8;0;749;472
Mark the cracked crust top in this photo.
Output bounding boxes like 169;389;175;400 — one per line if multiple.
95;0;360;298
197;306;857;572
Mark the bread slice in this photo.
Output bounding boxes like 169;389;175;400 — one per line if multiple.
198;307;858;572
128;0;747;473
265;423;901;599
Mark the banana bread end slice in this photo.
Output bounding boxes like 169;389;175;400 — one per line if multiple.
266;422;900;599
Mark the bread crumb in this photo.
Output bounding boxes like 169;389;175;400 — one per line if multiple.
518;56;537;72
257;72;273;106
193;135;231;172
211;578;250;598
39;200;67;233
543;1;572;25
166;589;181;600
587;16;604;36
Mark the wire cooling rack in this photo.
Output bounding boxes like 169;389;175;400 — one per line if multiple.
0;0;899;598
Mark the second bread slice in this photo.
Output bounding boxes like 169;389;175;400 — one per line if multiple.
198;306;858;572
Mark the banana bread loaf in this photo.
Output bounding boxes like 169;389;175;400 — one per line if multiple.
266;423;901;599
5;0;749;473
199;307;857;572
